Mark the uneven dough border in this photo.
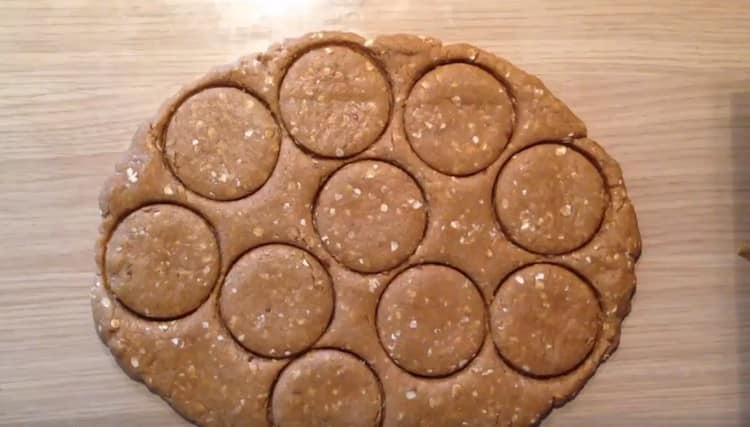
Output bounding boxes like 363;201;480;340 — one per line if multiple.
91;31;642;427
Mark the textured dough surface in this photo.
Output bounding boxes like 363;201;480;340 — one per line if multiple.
92;31;642;427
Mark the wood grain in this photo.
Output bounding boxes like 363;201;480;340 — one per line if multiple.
1;1;749;425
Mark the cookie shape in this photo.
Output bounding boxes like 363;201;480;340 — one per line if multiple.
219;244;333;358
279;45;391;158
105;204;220;319
164;87;281;200
92;31;641;427
377;264;485;376
405;63;514;175
490;263;601;377
495;143;607;254
314;160;427;273
271;349;383;427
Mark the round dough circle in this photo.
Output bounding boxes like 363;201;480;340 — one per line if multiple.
271;349;382;427
279;45;391;158
314;160;427;273
219;244;333;358
494;143;607;254
490;263;601;377
405;63;513;175
164;87;281;200
105;204;220;319
377;264;486;376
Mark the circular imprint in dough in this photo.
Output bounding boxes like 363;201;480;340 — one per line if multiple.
164;87;281;200
314;160;427;273
405;63;513;175
279;45;391;158
490;263;602;377
105;204;220;319
270;349;383;427
219;244;334;358
494;143;607;254
377;264;486;377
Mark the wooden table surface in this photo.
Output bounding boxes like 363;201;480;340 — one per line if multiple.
1;1;749;426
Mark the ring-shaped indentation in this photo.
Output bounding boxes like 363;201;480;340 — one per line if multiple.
313;160;427;274
494;143;608;255
104;203;220;319
163;86;281;201
219;244;334;358
490;263;602;377
404;63;514;176
376;264;486;377
279;45;392;158
269;348;383;427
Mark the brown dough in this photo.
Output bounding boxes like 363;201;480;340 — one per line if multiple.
377;264;485;376
314;160;427;273
105;204;220;319
92;31;642;427
219;244;333;358
495;143;607;254
164;87;280;200
405;63;514;175
270;349;383;427
279;45;391;158
490;263;601;377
